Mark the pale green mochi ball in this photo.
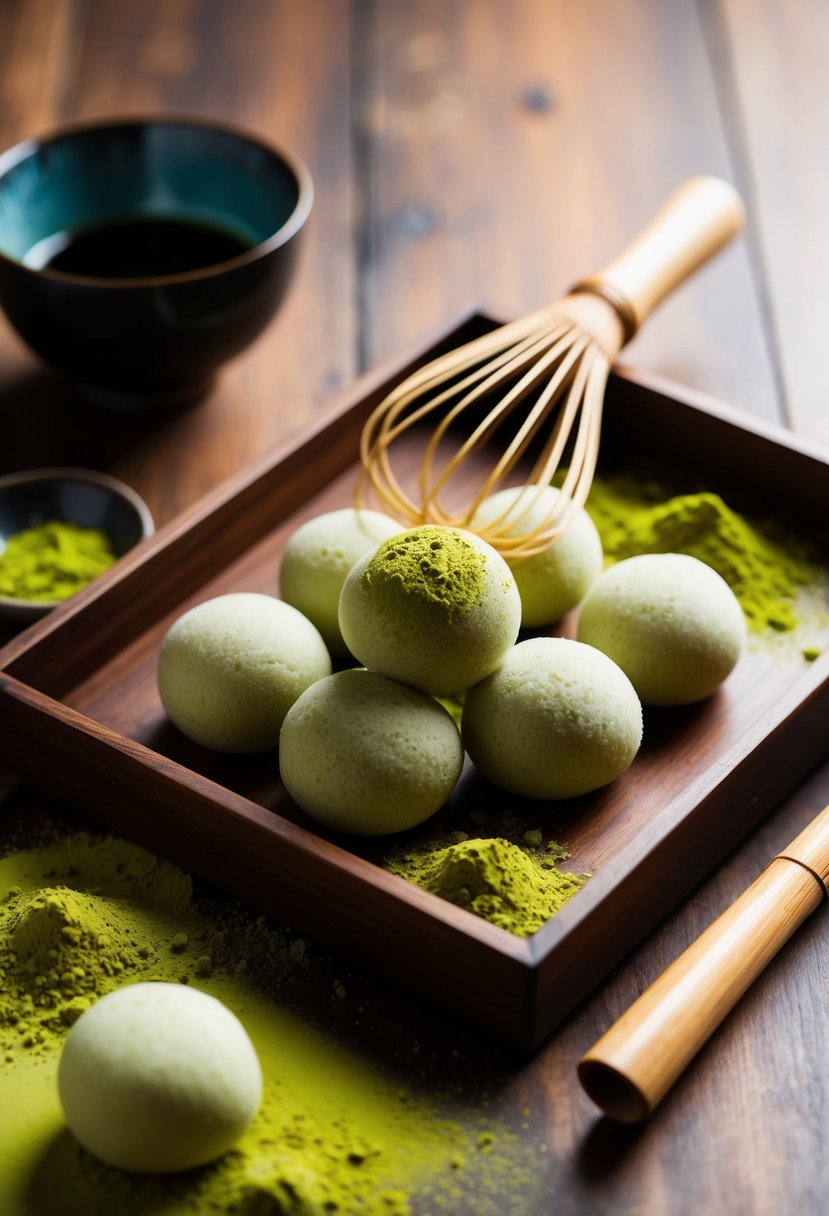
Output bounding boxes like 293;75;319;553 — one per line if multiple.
279;667;464;834
58;983;262;1173
280;507;401;654
462;636;642;799
338;526;521;696
577;552;746;705
470;484;603;626
158;592;331;751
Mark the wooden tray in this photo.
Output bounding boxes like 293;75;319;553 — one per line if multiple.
2;310;828;1049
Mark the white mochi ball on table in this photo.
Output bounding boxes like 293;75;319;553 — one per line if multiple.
157;592;331;752
470;484;603;626
280;507;401;654
57;982;262;1174
279;667;464;834
577;552;746;705
461;636;642;799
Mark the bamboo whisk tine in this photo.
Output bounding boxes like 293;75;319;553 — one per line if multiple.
357;177;745;557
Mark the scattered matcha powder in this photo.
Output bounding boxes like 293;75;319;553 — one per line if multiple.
584;478;825;635
365;527;487;620
0;520;116;602
0;828;544;1216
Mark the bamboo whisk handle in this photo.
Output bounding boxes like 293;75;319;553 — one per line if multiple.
578;804;829;1124
573;175;745;338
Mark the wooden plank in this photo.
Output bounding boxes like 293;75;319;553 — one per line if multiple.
718;0;829;446
0;0;357;526
0;0;88;385
0;0;86;151
0;2;826;1209
354;0;779;420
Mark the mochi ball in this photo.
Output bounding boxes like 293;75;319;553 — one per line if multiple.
58;983;262;1174
280;507;401;654
470;484;603;626
157;592;331;752
338;526;521;696
462;637;642;799
577;553;746;705
279;667;464;834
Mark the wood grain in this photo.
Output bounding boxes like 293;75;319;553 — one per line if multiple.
1;2;829;1211
354;0;779;418
0;0;357;525
720;0;829;446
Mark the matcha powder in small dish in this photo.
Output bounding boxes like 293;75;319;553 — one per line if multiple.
0;520;116;603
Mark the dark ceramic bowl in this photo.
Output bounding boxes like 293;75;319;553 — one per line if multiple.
0;117;313;408
0;467;154;623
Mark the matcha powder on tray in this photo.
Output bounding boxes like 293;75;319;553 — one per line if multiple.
387;836;586;938
0;828;542;1216
380;810;588;938
584;476;828;648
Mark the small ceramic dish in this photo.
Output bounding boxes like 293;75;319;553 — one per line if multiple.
0;467;154;623
0;116;313;408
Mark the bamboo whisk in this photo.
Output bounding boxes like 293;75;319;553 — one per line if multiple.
357;177;745;557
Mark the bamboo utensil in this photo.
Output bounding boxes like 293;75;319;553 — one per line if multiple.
578;803;829;1123
358;176;744;557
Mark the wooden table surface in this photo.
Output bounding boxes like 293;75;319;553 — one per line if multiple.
2;3;828;1213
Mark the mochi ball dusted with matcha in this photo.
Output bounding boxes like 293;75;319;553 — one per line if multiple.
280;667;464;834
470;484;603;626
462;637;642;800
280;507;400;654
158;592;331;752
577;552;746;705
338;526;522;696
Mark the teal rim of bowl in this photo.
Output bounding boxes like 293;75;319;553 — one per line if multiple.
0;114;314;289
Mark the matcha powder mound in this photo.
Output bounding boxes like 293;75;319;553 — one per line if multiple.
0;836;195;1054
386;836;587;937
585;477;827;637
0;520;116;603
366;527;487;619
